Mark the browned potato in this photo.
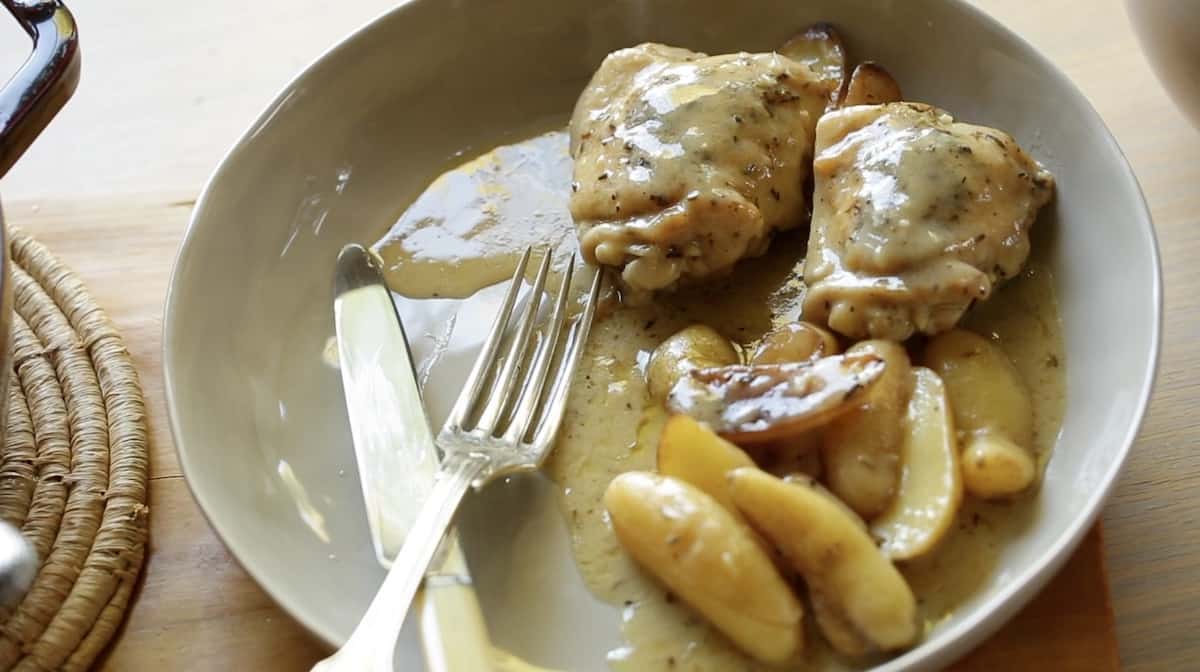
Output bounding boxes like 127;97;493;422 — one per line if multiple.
822;341;912;519
839;62;902;107
760;435;823;480
810;589;871;657
869;367;963;561
924;329;1036;498
781;473;865;532
778;23;847;114
777;473;879;656
647;325;740;403
960;435;1036;499
657;414;755;513
750;321;841;364
729;468;918;651
605;472;804;663
743;322;838;479
666;352;885;445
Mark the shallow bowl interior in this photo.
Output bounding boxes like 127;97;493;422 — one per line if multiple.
164;0;1160;669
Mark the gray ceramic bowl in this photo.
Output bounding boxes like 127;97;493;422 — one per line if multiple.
164;0;1161;669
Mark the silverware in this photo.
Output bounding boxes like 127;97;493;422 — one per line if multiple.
330;243;493;671
315;245;602;672
332;244;437;565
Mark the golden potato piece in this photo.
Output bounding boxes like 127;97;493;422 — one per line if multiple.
780;473;865;532
810;589;872;658
657;414;755;513
760;435;823;480
647;325;740;403
750;321;841;364
605;472;804;663
743;321;840;479
961;435;1037;499
870;367;963;561
924;330;1032;443
924;329;1036;498
778;23;847;114
666;352;885;445
729;468;918;651
839;62;902;107
822;340;912;519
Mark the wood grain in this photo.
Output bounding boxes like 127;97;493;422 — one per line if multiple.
0;0;1195;670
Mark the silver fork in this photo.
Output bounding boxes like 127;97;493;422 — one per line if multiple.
313;246;602;672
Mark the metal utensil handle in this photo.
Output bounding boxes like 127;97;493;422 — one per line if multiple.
418;533;494;672
0;0;80;177
312;451;489;672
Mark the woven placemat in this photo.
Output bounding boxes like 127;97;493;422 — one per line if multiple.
0;229;149;671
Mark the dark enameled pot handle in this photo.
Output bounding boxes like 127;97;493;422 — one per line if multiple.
0;0;79;178
0;0;75;605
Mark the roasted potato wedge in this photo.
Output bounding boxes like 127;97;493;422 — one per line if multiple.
778;23;847;114
666;352;885;445
822;340;912;519
839;62;902;107
760;435;823;480
959;435;1036;499
810;589;872;658
781;473;865;532
605;472;804;663
870;367;963;561
647;325;741;403
657;414;755;513
925;329;1036;498
750;321;841;364
729;468;918;651
744;320;838;481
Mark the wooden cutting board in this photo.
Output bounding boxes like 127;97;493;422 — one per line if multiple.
4;195;1119;670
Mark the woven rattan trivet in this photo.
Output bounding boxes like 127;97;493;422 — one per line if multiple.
0;229;148;671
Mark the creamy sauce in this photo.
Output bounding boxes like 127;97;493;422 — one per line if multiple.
377;131;577;298
376;131;1065;671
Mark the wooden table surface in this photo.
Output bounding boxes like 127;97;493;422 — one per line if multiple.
0;0;1196;669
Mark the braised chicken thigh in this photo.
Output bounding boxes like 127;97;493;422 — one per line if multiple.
569;43;838;298
803;102;1055;340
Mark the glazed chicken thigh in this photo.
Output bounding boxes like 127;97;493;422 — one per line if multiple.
802;102;1055;340
569;43;836;298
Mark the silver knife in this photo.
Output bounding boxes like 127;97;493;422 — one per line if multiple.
334;244;438;565
332;244;493;671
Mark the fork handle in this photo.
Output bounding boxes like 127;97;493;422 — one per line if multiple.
312;452;490;672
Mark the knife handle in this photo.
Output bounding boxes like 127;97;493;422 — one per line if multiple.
418;534;494;672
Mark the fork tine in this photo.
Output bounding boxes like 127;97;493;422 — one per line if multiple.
502;255;575;444
474;247;554;435
443;246;532;432
530;265;603;449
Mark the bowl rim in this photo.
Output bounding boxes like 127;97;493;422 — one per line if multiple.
162;0;1164;666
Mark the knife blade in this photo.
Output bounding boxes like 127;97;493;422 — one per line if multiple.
332;243;493;672
334;244;438;565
